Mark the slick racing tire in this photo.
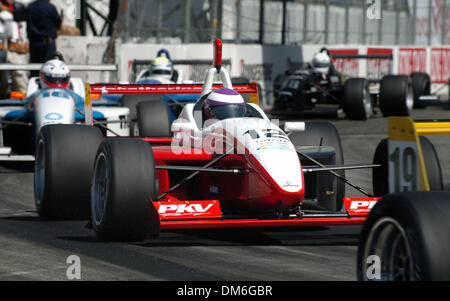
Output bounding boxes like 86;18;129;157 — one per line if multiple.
372;137;443;196
34;124;103;220
273;73;288;99
343;78;372;120
379;75;414;117
410;72;431;109
272;96;288;112
357;191;450;281
289;122;345;211
91;138;160;242
121;95;162;136
136;100;172;137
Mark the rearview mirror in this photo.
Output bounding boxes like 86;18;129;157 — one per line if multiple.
171;120;196;133
284;122;305;132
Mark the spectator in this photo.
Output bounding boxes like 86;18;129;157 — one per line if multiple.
0;0;29;94
107;0;119;36
26;0;61;77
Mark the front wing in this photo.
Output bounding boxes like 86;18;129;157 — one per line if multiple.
144;138;380;230
153;197;379;230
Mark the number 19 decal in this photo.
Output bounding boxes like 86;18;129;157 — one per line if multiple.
388;141;419;193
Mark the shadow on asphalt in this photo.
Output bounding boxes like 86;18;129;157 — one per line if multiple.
136;227;359;247
0;214;89;223
0;212;360;248
55;226;360;247
0;215;40;222
0;162;34;173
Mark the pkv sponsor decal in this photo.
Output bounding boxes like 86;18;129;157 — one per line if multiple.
344;197;381;216
154;200;222;220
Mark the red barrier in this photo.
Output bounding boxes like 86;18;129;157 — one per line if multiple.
329;48;359;78
430;48;450;84
398;48;427;75
367;48;393;80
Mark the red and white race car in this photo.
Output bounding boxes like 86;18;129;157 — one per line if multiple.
32;40;450;280
34;39;380;231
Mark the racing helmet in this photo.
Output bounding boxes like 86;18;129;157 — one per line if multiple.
150;55;173;79
203;88;247;121
312;52;331;74
39;59;71;89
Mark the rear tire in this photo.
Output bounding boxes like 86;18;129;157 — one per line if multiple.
357;191;450;280
272;96;288;112
372;139;389;196
411;72;431;109
91;138;160;242
343;78;372;120
289;122;345;211
34;124;103;220
121;95;162;136
372;136;443;196
273;73;288;99
379;75;414;117
136;100;172;137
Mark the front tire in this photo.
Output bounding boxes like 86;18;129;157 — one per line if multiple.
34;124;103;220
372;136;443;196
357;191;450;280
91;138;160;242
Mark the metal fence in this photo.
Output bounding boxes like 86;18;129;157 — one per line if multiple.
64;0;448;45
96;0;448;46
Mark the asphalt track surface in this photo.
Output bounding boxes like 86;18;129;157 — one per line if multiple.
0;106;449;281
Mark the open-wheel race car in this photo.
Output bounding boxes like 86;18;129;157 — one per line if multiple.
272;48;445;120
272;47;374;120
0;59;129;161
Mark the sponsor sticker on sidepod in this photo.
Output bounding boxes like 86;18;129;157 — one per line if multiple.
343;197;381;216
154;200;222;220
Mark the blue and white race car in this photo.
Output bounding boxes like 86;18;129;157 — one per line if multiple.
121;49;240;132
0;59;129;161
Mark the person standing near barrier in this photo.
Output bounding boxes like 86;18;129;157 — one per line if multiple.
0;0;29;96
0;0;29;93
26;0;61;77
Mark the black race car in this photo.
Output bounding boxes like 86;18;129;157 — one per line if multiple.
272;48;373;120
271;47;444;120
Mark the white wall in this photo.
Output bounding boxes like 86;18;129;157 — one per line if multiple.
55;36;449;106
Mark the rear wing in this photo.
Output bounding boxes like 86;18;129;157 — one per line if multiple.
329;53;393;83
0;64;117;72
84;82;261;125
387;116;449;192
330;54;393;60
88;82;259;98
